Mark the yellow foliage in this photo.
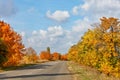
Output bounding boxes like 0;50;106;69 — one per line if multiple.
67;17;120;78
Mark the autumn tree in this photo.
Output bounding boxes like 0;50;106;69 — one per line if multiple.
40;51;51;60
52;52;60;60
67;17;120;77
0;21;24;67
27;47;38;63
39;47;52;60
67;45;79;62
60;54;68;61
22;47;38;64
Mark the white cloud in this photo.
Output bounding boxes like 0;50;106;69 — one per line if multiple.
48;26;64;37
46;10;70;22
32;30;37;35
72;0;120;20
39;30;47;38
81;2;89;11
22;25;84;53
72;17;91;32
0;0;17;17
72;6;80;15
20;32;25;37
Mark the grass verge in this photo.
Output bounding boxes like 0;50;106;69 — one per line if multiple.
67;61;120;80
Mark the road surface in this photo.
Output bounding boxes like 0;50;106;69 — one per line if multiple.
0;61;73;80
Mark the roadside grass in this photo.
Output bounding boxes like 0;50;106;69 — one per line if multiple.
67;61;120;80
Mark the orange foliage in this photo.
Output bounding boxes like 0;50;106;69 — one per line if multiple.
100;17;118;31
60;54;67;61
0;21;24;67
40;51;51;60
52;52;60;60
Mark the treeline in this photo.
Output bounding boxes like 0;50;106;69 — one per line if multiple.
39;47;67;61
68;17;120;78
0;21;67;68
22;47;67;64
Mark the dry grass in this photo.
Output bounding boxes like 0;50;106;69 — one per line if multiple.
67;61;120;80
36;60;50;63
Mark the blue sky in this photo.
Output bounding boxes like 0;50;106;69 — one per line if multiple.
0;0;120;54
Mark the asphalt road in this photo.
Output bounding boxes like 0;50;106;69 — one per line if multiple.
0;61;73;80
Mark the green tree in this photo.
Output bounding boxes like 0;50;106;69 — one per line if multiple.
0;39;8;67
47;47;51;53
